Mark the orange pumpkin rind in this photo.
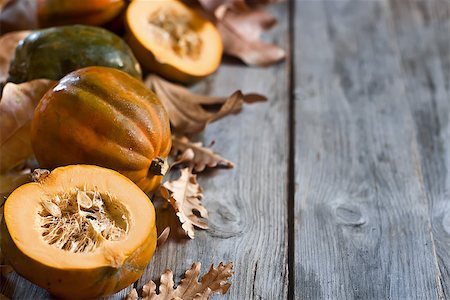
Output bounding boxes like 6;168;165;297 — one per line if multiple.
1;165;157;299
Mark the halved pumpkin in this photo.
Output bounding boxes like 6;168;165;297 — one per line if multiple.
37;0;126;27
125;0;223;83
1;165;157;299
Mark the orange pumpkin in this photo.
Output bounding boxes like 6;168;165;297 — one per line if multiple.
31;66;172;193
37;0;125;27
1;165;157;299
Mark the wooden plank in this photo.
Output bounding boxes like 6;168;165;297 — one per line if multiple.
389;0;450;297
135;3;290;300
293;0;442;299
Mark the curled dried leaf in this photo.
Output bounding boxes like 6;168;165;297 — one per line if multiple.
163;168;208;239
0;30;30;83
145;74;266;134
0;80;55;173
172;135;234;172
198;0;285;66
128;262;233;300
216;6;285;66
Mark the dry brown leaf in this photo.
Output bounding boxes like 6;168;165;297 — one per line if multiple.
0;30;30;84
127;262;233;300
0;80;55;173
145;74;266;134
157;227;171;247
216;6;285;66
162;168;208;239
0;0;38;35
126;289;139;300
198;0;285;66
172;135;234;172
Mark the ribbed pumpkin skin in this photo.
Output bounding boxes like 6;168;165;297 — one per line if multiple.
31;67;171;193
37;0;125;27
8;25;141;84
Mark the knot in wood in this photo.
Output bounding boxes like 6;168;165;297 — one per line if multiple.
335;204;366;227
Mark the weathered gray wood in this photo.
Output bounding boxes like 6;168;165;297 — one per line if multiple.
135;3;290;300
389;0;450;297
294;0;447;299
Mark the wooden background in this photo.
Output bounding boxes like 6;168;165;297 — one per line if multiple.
2;0;450;299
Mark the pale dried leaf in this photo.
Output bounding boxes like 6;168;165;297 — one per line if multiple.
125;289;138;300
157;227;170;246
0;30;30;83
172;135;234;172
145;74;266;134
163;168;208;239
0;80;55;172
133;262;233;300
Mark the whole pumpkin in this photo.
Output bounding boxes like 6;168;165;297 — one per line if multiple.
8;25;142;84
37;0;125;27
31;66;172;193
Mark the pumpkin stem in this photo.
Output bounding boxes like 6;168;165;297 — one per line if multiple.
32;169;50;183
149;157;169;176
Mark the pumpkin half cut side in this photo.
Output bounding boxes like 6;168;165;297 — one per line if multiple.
125;0;223;83
1;165;157;299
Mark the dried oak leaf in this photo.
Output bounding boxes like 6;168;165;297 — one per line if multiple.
162;168;208;239
127;262;233;300
198;0;285;66
145;74;266;134
0;80;55;173
0;30;30;83
172;135;234;172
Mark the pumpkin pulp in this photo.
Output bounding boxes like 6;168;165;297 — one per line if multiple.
1;165;157;299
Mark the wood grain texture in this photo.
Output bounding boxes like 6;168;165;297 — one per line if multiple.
389;0;450;297
293;0;448;299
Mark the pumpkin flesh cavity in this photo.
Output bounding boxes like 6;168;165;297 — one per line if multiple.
39;189;129;253
1;165;157;299
148;7;203;60
126;0;223;83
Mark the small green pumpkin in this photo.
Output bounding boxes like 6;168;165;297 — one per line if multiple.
8;25;141;83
